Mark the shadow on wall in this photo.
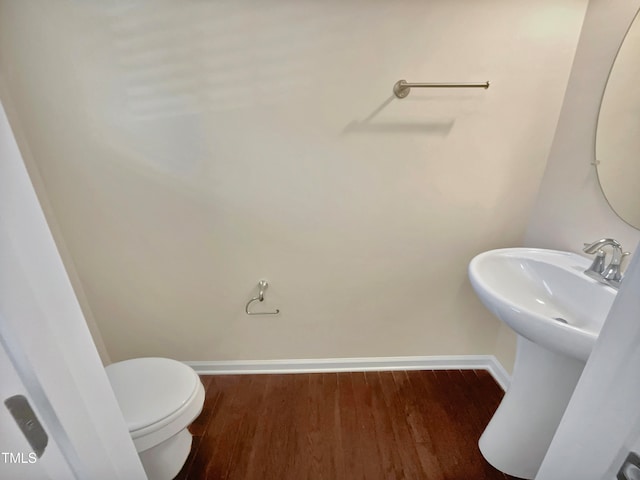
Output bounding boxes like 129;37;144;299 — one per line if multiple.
343;95;455;135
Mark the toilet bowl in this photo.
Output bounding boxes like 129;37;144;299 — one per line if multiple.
106;357;205;480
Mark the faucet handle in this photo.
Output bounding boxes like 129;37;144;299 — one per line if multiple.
602;251;631;286
585;248;606;275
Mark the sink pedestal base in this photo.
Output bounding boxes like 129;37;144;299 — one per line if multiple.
479;336;585;479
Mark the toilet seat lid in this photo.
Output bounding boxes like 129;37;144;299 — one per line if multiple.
106;357;200;432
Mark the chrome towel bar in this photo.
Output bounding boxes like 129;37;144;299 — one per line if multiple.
393;79;490;98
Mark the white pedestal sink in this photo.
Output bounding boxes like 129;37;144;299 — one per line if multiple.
469;248;617;479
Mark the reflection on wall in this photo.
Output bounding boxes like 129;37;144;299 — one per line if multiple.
0;0;588;369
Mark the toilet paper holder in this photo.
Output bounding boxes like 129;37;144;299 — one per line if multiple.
245;280;280;316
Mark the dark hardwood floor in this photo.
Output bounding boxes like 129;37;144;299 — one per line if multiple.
176;370;520;480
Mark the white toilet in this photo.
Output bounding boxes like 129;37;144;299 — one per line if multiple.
106;357;205;480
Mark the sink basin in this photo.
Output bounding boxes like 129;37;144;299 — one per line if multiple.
469;248;616;361
468;248;617;479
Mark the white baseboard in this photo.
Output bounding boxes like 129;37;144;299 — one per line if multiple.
184;355;510;391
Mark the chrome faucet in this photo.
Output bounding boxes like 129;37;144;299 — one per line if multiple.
583;238;628;288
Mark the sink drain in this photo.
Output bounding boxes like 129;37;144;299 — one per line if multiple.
553;317;568;324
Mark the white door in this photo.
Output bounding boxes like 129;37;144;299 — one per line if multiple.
536;244;640;479
0;326;76;479
0;96;147;479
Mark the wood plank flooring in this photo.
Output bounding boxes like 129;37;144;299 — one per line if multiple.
176;370;521;480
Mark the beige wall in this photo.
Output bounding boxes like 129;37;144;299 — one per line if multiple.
0;0;588;370
0;86;112;365
526;0;640;254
